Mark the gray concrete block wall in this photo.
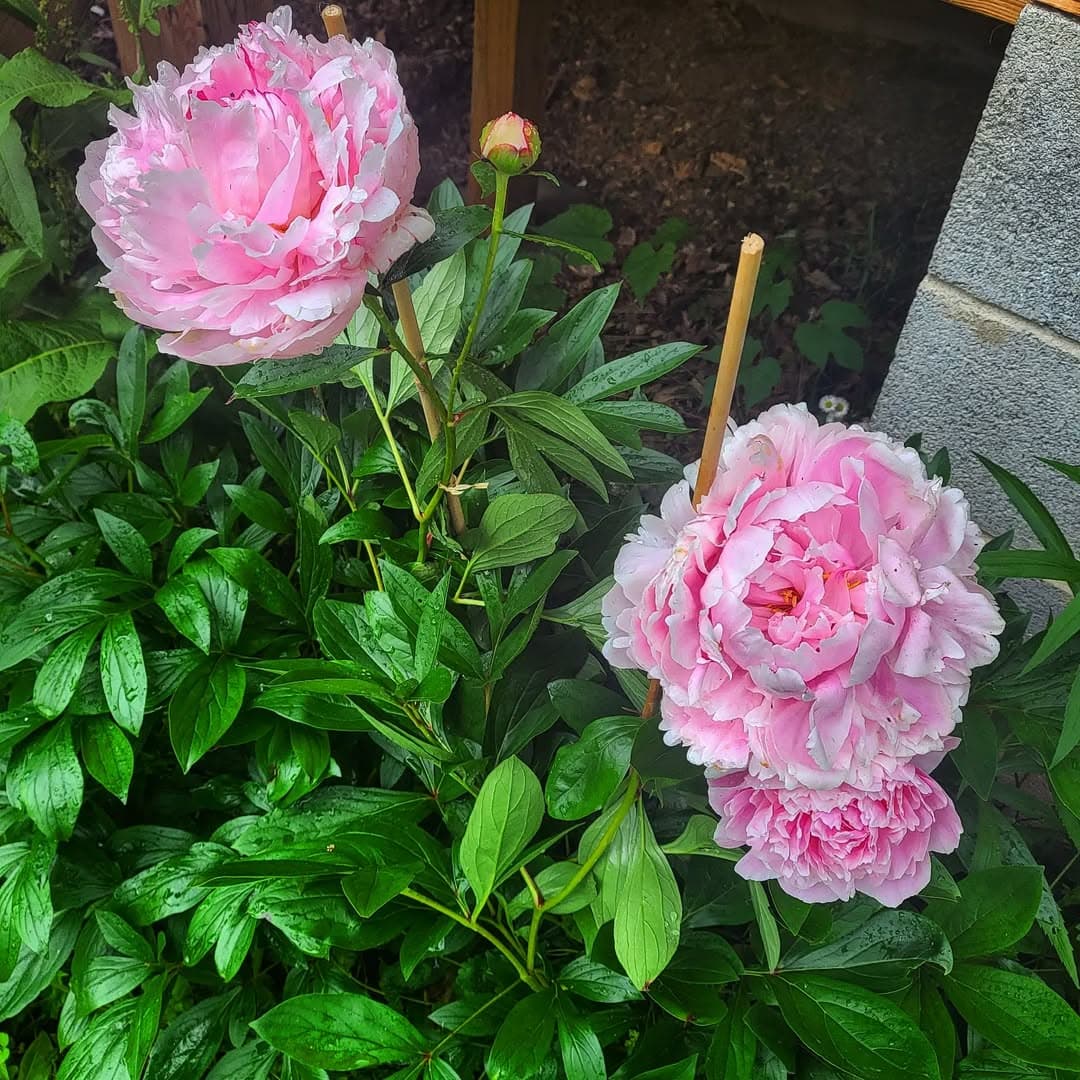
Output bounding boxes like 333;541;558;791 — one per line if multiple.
874;2;1080;604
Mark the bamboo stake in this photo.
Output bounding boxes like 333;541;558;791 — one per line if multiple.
641;233;765;721
320;4;347;39
320;4;465;535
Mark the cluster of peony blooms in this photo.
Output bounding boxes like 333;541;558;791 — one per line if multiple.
604;405;1004;905
77;6;432;366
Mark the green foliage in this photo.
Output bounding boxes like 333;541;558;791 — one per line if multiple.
0;168;1076;1080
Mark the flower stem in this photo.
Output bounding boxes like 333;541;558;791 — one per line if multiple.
400;887;542;989
352;365;423;521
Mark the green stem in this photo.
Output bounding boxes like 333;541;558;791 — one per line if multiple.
362;295;446;424
543;773;641;916
420;171;511;532
526;906;542;974
352;365;423;521
400;887;542;990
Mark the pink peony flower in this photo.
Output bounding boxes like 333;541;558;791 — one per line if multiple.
76;6;433;366
603;404;1003;789
708;765;962;906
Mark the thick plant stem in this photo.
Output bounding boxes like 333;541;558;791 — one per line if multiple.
400;887;542;990
523;772;641;978
391;280;442;442
642;233;765;721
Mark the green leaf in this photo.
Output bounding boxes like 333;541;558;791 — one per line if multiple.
403;247;466;358
116;325;149;454
557;997;605;1080
187;557;247;650
546;715;639;820
782;910;952;992
650;931;743;1024
485;990;556;1080
297;495;332;617
1052;666;1080;766
224;484;291;534
943;963;1080;1071
977;550;1080;584
738;349;782;409
0;320;113;422
558;956;641;1003
74;954;153;1014
155;575;212;653
614;802;681;989
168;656;246;772
0;121;42;256
144;388;210;443
208;547;303;622
976;455;1073;560
662;814;738;860
1023;589;1080;674
251;993;424;1071
3;836;52;962
925;866;1041;960
79;715;133;802
469;493;576;572
7;719;83;840
623;239;677;301
706;992;757;1080
0;909;78;1023
0;411;37;472
952;706;998;799
231;345;379;398
793;300;868;371
167;527;218;577
570;341;704;406
287;409;340;460
144;992;237;1080
93;508;152;580
750;881;781;972
516;283;621;392
491;391;630;475
184;882;257;979
385;205;493;284
459;756;544;913
535;204;614;266
342;866;417;918
772;973;940;1080
99;611;146;735
922;982;956;1080
319;508;394;546
507;229;601;272
178;459;219;506
0;47;101;121
94;910;153;963
32;622;100;719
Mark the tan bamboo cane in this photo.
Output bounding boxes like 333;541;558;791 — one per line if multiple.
320;6;466;534
640;233;765;721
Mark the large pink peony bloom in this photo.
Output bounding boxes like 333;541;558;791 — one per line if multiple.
77;6;433;366
603;404;1003;789
708;765;962;905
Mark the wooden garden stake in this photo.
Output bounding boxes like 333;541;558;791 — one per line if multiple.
641;233;765;721
320;5;464;532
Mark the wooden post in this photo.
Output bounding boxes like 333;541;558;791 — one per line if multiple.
106;0;264;76
468;0;549;202
944;0;1080;20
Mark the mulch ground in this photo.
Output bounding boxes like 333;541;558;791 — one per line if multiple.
294;0;1000;446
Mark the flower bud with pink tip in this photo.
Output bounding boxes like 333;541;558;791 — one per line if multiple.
479;112;541;175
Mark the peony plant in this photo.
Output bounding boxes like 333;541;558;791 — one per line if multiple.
0;8;1079;1079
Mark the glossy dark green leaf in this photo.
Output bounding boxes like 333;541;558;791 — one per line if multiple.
7;719;83;840
79;715;133;802
706;992;756;1080
224;483;291;534
99;611;146;735
772;973;940;1080
116;325;148;453
208;547;303;623
977;550;1080;584
469;493;576;572
93;910;153;963
145;992;237;1080
168;656;246;771
546;715;639;820
485;991;556;1080
252;992;424;1070
385;204;493;283
557;997;605;1080
952;706;998;799
650;931;742;1024
231;346;379;398
319;507;393;546
558;956;642;1003
925;866;1041;960
944;963;1080;1070
32;622;100;719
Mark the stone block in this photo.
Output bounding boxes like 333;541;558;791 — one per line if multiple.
930;3;1080;343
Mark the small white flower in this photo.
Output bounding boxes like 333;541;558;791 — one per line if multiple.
818;394;850;422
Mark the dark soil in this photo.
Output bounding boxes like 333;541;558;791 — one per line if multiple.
295;0;1002;442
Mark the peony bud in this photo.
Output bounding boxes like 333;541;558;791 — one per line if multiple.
479;112;541;176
